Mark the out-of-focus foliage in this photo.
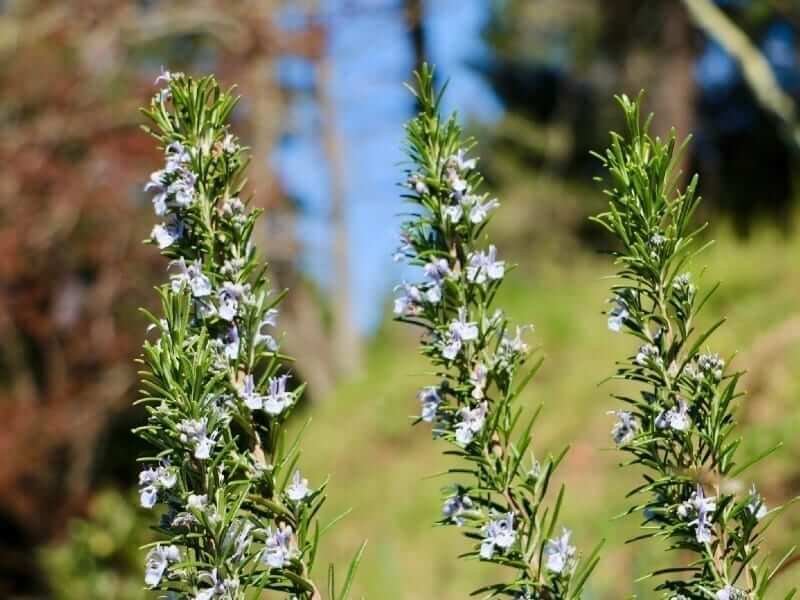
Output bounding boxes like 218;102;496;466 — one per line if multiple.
0;0;331;594
40;489;153;600
479;0;800;234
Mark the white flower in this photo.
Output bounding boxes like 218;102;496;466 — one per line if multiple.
455;402;487;446
440;308;479;360
187;494;208;510
480;513;516;559
448;148;477;171
610;410;639;445
544;528;576;574
262;524;295;569
466;245;505;284
286;470;310;502
263;374;293;415
217;282;247;321
169;258;212;297
696;353;725;381
418;387;441;423
716;585;746;600
144;544;180;588
407;171;429;194
444;203;464;223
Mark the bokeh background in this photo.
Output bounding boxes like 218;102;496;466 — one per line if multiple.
2;0;800;597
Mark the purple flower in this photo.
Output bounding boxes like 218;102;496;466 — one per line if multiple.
610;410;639;445
169;258;212;297
394;283;424;316
138;464;177;509
677;484;716;543
469;197;499;224
655;399;691;432
218;282;247;321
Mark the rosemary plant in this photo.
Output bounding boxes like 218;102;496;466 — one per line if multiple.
393;66;600;599
135;70;362;599
594;95;796;599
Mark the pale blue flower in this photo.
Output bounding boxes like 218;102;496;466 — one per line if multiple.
466;245;504;284
144;544;180;588
469;362;488;400
747;484;768;520
196;568;240;600
154;66;181;85
443;493;473;526
695;353;725;381
544;528;576;574
144;170;169;215
263;374;293;415
286;470;310;502
445;166;469;194
418;387;441;422
610;410;639;445
677;484;716;543
262;524;295;569
607;300;628;332
455;402;487;446
178;417;215;460
480;512;516;559
469;197;499;224
218;282;246;321
151;215;184;249
256;309;279;351
656;399;691;432
394;282;423;316
238;374;262;410
223;519;254;562
138;464;177;509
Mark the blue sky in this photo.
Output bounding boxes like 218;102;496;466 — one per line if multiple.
272;0;501;332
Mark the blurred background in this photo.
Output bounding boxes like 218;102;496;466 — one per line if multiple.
1;0;799;597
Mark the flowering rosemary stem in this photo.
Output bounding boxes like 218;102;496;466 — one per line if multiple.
135;70;362;599
393;65;600;599
594;94;796;599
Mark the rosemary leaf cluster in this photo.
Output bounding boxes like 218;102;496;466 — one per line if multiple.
594;95;796;599
393;66;600;599
135;70;362;600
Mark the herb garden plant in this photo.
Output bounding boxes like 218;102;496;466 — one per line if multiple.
134;70;363;600
129;65;796;600
392;66;601;599
594;95;796;599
